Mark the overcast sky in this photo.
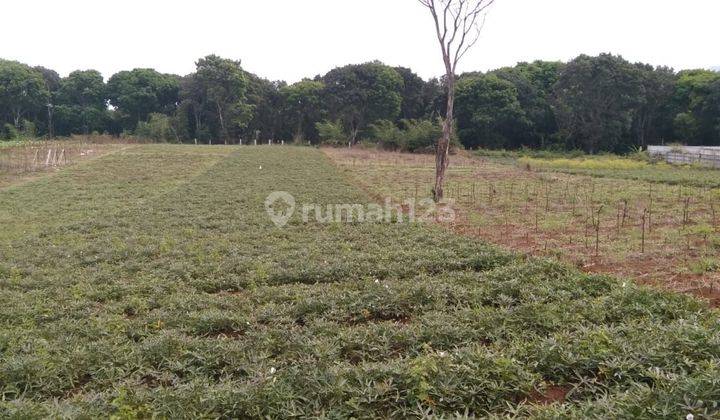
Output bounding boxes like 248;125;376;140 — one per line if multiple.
1;0;717;82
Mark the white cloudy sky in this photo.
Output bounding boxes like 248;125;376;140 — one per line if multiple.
1;0;717;82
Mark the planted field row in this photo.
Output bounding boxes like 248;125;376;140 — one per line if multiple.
0;145;718;418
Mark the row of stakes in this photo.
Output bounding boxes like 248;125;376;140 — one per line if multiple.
31;148;68;168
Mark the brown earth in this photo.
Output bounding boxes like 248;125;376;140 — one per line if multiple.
324;148;720;308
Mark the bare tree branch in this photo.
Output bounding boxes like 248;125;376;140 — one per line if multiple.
417;0;495;201
419;0;494;74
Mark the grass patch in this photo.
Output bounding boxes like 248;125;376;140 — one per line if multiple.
518;155;720;188
519;156;652;171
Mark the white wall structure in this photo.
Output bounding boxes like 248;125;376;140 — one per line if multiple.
647;146;720;168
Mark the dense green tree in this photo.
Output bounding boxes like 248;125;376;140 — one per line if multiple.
455;74;529;149
553;54;642;153
712;79;720;141
192;55;251;144
53;106;108;136
34;66;61;94
422;77;446;119
53;70;108;135
632;64;676;148
57;70;106;109
672;70;720;145
395;67;427;120
0;60;49;128
33;66;62;137
1;54;718;150
488;61;563;148
176;75;207;142
281;79;325;142
322;62;403;144
106;68;179;130
244;74;286;142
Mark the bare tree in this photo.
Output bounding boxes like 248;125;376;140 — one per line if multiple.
418;0;494;201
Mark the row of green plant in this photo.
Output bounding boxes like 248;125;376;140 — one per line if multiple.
1;145;718;418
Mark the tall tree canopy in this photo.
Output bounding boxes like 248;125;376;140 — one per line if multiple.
192;55;251;144
673;70;720;146
322;62;404;144
552;54;642;153
455;74;528;149
0;59;49;128
395;67;428;121
488;61;563;148
632;64;676;148
244;74;286;142
0;54;719;151
54;70;108;135
106;68;179;130
57;70;106;109
281;79;325;142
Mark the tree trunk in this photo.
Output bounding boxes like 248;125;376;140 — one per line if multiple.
349;125;359;146
47;106;54;139
295;117;304;142
434;76;455;202
216;102;227;145
12;110;21;129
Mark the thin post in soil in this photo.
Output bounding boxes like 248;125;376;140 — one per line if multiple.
544;184;551;213
641;209;648;254
621;199;628;228
592;205;604;257
647;184;654;232
682;197;691;226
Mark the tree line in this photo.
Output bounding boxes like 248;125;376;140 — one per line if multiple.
0;53;718;153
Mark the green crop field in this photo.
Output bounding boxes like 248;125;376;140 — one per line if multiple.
1;145;720;418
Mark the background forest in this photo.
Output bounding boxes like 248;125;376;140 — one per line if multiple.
1;54;719;153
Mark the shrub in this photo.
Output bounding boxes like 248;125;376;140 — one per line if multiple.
368;120;404;150
402;119;442;153
21;120;36;138
135;113;177;142
315;120;346;146
1;123;19;140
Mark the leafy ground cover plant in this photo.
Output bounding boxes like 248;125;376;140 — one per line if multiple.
0;145;718;418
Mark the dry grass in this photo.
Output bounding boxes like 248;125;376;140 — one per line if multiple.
0;135;139;188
